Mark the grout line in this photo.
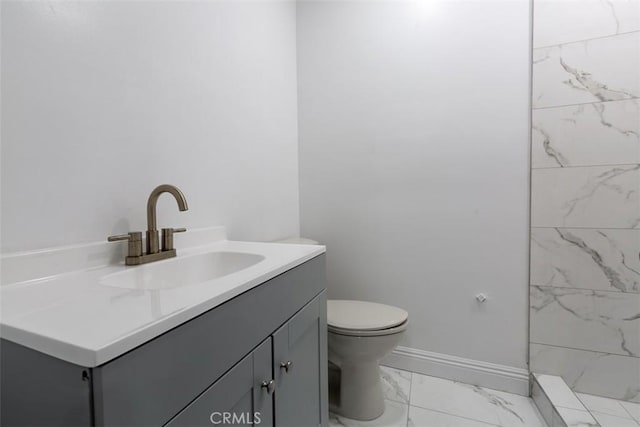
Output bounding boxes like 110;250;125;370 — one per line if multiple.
532;97;639;111
589;409;640;424
620;400;640;425
527;0;534;390
529;283;640;296
575;392;589;409
408;405;499;426
531;226;640;231
529;342;640;358
531;226;640;230
588;409;636;422
533;29;640;50
533;97;640;111
532;163;640;171
574;393;607;423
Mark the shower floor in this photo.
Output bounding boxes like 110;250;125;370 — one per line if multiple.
576;393;640;427
532;372;640;427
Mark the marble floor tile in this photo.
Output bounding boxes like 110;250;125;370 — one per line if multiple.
408;405;496;427
529;344;640;402
621;401;640;424
410;373;546;427
555;407;599;427
530;286;640;357
531;164;640;229
329;399;408;427
530;228;640;294
591;412;639;427
532;99;640;168
577;393;634;419
533;0;640;48
533;31;640;108
380;366;411;404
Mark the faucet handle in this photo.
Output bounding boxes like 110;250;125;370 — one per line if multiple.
161;227;186;252
108;232;143;257
108;234;131;242
108;231;143;242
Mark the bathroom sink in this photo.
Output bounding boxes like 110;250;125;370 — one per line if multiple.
100;251;265;290
1;227;325;367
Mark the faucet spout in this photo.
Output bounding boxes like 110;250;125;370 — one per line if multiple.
146;184;189;232
145;184;188;255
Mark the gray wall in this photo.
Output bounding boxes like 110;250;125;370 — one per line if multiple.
1;1;300;252
297;0;531;371
529;0;640;402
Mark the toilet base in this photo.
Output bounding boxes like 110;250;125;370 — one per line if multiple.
329;361;385;421
327;315;407;421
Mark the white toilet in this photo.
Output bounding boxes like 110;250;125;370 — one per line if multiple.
275;237;408;420
327;300;408;421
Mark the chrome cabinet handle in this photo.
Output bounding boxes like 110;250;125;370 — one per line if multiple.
261;379;275;394
280;361;292;373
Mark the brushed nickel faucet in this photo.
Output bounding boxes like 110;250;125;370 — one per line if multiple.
108;184;189;265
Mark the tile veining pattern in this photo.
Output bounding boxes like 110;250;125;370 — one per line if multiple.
329;367;546;427
530;0;640;402
578;393;640;427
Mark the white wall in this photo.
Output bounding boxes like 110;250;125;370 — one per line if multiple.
1;1;299;252
297;0;531;371
3;0;533;378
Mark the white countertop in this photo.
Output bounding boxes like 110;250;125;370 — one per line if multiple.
0;228;325;367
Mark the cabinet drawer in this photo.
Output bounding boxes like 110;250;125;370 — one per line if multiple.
93;254;325;427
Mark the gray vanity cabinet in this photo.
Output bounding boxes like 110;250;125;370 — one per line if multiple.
1;254;327;427
166;338;273;427
166;292;328;427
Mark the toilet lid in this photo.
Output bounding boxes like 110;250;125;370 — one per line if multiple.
327;300;408;331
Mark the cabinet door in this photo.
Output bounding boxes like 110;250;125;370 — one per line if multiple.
273;291;328;427
165;338;274;427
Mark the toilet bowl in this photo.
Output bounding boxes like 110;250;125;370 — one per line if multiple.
327;300;408;421
273;238;408;420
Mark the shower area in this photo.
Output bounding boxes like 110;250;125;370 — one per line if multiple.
528;0;640;412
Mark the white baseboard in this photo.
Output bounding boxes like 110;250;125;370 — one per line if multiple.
382;346;530;396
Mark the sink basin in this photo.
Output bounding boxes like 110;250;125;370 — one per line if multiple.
100;251;265;290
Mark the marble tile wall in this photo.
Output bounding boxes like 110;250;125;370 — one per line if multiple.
530;0;640;403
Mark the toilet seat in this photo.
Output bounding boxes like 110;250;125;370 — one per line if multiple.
327;300;408;336
328;320;408;337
